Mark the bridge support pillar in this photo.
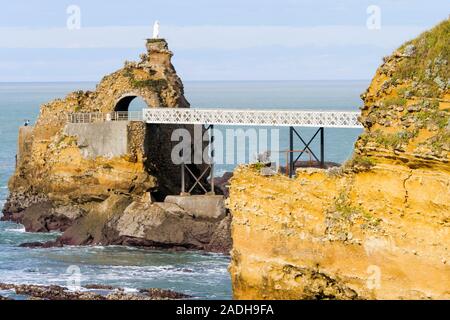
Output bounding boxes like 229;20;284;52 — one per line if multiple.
320;127;324;167
179;124;216;195
209;125;215;195
289;127;294;178
288;126;325;178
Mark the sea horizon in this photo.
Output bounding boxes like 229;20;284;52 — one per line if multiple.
0;79;371;84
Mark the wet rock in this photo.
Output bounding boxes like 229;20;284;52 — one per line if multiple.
19;242;46;248
2;201;76;233
139;288;191;299
59;194;133;246
214;172;233;198
19;240;63;248
83;284;117;290
205;214;232;254
30;193;233;253
0;283;189;300
1;192;48;217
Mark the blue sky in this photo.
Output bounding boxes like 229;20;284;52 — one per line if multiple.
0;0;448;81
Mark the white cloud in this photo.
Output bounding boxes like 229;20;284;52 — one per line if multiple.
0;24;427;50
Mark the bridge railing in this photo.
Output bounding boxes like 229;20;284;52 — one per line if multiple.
143;108;362;128
67;108;363;128
68;111;143;123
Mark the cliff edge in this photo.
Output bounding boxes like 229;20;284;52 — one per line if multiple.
228;20;449;299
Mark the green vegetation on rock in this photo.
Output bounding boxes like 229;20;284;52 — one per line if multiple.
393;19;449;97
414;109;449;129
382;96;407;107
373;129;418;149
123;67;168;92
132;79;168;91
326;191;382;240
345;155;375;171
425;131;450;155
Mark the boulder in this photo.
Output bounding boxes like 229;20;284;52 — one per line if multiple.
113;200;219;249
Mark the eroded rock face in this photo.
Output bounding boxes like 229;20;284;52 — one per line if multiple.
228;20;449;299
355;19;449;166
20;194;231;254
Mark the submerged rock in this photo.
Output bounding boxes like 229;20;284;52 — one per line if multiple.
19;241;63;248
0;283;190;300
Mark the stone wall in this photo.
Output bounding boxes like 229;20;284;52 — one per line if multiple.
64;122;129;159
17;126;33;163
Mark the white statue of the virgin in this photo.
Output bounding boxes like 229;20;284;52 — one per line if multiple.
153;20;160;39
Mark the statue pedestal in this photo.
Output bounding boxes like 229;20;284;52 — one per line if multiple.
146;38;170;53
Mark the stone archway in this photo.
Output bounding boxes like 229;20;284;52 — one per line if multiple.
114;93;153;112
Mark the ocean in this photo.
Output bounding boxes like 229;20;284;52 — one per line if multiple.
0;80;367;299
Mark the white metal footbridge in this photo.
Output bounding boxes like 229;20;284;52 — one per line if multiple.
68;108;362;128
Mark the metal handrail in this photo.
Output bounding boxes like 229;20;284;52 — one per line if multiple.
67;111;143;123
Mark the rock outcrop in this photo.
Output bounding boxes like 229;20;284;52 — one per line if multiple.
228;20;449;299
0;283;190;300
5;39;187;212
2;39;231;254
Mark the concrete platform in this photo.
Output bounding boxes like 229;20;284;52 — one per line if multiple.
164;195;226;220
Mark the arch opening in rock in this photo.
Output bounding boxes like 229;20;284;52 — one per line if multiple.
114;95;149;112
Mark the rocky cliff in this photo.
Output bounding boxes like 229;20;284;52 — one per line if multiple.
228;20;449;299
2;39;230;253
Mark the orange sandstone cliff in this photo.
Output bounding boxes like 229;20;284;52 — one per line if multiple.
228;20;449;299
